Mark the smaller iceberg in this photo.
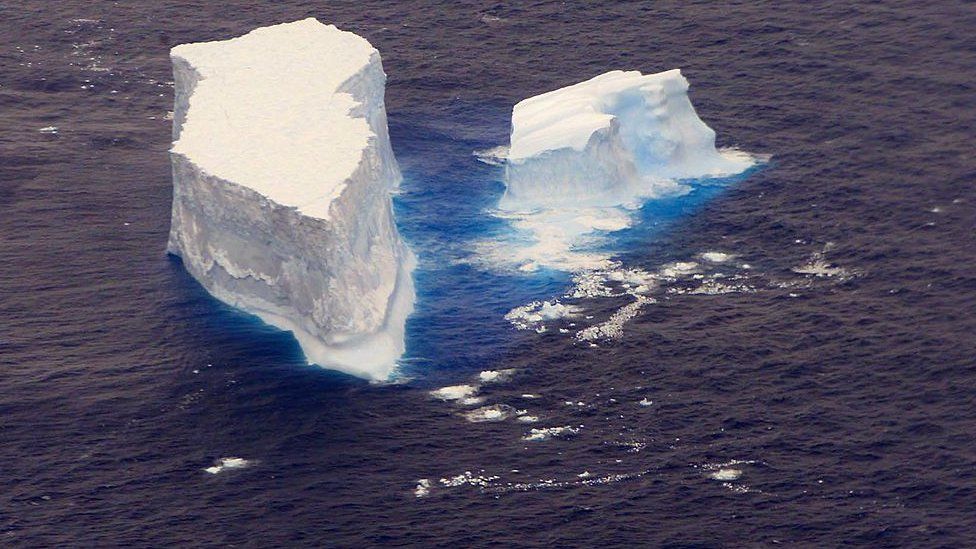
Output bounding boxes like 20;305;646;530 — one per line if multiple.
501;69;754;211
478;69;756;274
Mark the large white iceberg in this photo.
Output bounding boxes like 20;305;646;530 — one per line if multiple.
501;69;754;211
166;19;415;381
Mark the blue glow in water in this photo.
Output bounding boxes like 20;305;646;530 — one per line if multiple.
175;108;756;382
391;108;759;378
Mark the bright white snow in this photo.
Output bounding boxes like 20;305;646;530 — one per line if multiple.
167;19;415;381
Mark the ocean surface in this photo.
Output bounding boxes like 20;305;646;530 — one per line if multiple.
2;1;975;546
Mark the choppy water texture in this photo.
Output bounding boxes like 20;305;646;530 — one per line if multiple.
2;1;976;546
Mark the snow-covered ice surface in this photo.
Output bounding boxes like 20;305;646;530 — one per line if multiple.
166;19;415;381
503;69;755;211
472;69;762;276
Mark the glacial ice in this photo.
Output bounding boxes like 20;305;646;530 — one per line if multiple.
166;19;415;381
502;69;754;211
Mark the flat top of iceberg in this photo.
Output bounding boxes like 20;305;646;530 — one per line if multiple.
170;18;378;220
508;69;687;161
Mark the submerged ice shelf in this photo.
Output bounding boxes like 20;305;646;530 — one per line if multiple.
166;19;415;381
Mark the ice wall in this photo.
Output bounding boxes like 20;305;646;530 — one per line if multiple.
166;18;415;381
501;69;754;211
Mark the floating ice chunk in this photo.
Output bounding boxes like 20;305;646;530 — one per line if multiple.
430;384;478;402
478;368;516;384
523;425;581;441
462;404;515;423
473;145;509;166
576;296;653;341
204;457;250;474
439;471;499;488
166;19;415;381
709;468;742;481
658;261;699;279
701;251;731;263
502;69;755;211
506;300;582;331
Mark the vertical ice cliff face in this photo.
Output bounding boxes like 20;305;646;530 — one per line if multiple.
166;18;415;381
501;69;754;211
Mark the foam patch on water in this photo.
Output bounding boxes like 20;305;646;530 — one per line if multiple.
792;242;856;280
696;459;762;493
462;404;515;423
484;469;650;494
523;425;581;441
577;296;654;341
709;468;743;481
701;251;732;263
439;470;499;488
505;300;583;332
430;384;479;402
204;457;251;474
478;368;516;384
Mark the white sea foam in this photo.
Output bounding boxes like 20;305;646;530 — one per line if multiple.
701;251;732;263
505;300;583;332
478;369;516;384
462;404;515;423
709;468;743;481
576;296;653;341
439;470;499;488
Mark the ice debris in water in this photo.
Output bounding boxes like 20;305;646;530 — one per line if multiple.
430;384;478;402
709;469;743;481
204;457;250;474
439;470;499;488
576;296;654;342
478;368;516;384
462;404;515;423
505;300;582;332
792;243;855;280
414;478;431;498
523;425;581;441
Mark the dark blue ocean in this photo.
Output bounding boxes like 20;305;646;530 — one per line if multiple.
2;1;975;546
